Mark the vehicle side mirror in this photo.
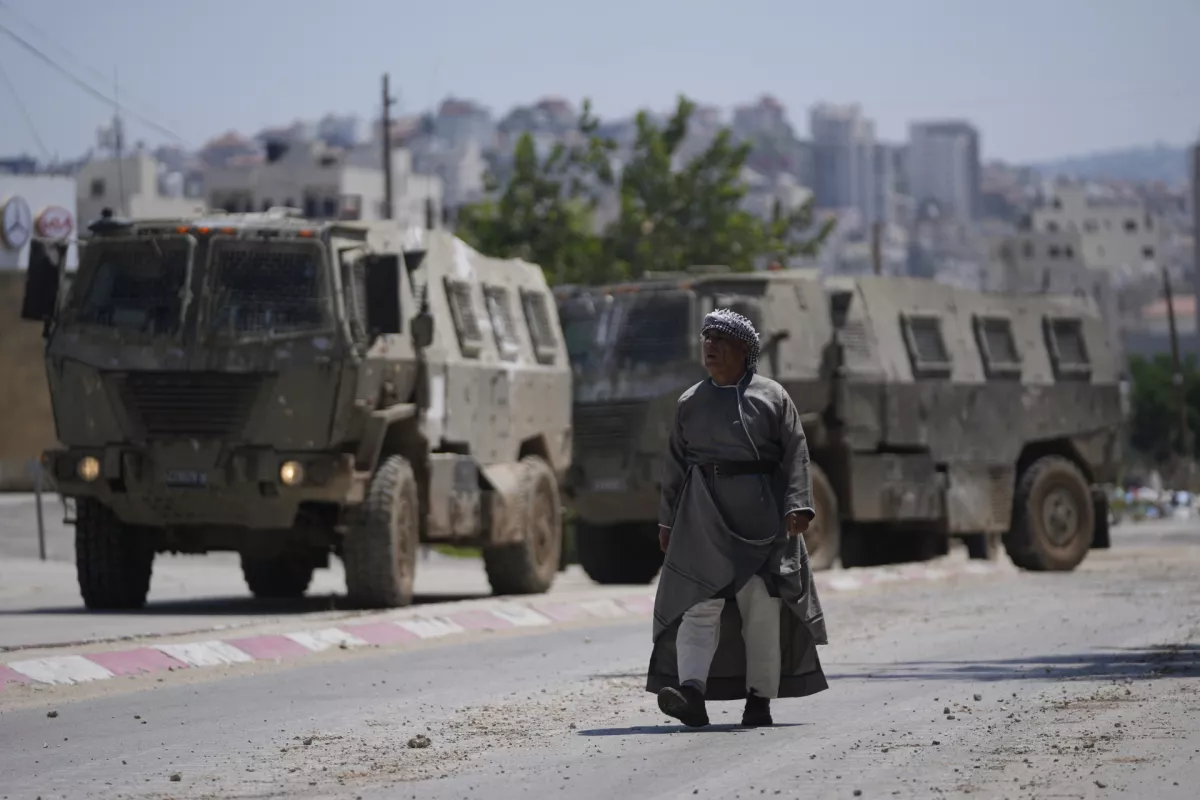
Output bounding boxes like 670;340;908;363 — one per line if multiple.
20;240;63;328
410;310;434;349
362;255;402;336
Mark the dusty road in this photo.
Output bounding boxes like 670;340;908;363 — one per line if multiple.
1;518;1197;799
0;493;599;650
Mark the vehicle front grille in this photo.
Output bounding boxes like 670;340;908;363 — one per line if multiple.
118;372;263;438
572;400;645;455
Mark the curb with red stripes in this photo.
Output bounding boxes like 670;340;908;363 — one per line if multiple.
0;558;1005;692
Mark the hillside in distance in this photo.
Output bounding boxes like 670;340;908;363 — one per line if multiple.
1027;143;1190;185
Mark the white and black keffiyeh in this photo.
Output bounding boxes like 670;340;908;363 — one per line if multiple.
701;308;760;372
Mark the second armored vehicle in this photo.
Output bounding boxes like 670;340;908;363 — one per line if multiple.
559;269;1121;582
21;210;571;610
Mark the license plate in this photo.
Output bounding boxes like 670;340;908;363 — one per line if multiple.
590;477;626;493
165;469;208;488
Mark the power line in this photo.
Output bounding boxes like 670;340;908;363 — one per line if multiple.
0;51;50;159
0;0;180;131
0;19;185;144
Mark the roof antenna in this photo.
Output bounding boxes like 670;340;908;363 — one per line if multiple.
424;56;441;230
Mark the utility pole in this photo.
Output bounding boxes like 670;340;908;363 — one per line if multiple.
381;73;395;220
1161;265;1192;464
870;220;883;276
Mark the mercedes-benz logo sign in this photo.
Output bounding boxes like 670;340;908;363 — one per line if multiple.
1;196;33;251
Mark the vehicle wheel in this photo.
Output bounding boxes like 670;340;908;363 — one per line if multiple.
576;522;664;585
241;555;314;599
75;498;155;611
484;455;563;595
1004;456;1094;571
342;455;419;608
805;464;841;571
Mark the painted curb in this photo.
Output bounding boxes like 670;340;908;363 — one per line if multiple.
0;558;1005;691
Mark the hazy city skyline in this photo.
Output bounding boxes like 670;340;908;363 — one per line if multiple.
0;0;1196;164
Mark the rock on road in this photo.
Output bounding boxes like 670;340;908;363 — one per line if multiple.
1;517;1198;799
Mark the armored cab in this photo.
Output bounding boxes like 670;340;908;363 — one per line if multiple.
18;210;571;610
559;270;1121;582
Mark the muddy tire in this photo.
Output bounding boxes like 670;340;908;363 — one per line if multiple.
806;464;840;571
75;498;155;611
1004;456;1094;572
576;522;664;585
342;455;419;608
483;455;562;596
241;555;314;599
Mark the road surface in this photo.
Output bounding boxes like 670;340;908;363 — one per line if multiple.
0;493;600;650
0;515;1197;799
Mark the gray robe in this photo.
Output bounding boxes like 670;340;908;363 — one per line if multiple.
646;371;829;701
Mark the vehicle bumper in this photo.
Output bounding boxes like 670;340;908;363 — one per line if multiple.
44;445;362;529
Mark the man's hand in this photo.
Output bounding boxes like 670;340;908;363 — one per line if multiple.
786;511;812;537
658;525;671;553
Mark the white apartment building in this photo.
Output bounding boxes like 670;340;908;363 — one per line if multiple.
205;140;443;229
76;153;207;226
0;172;79;270
408;137;487;213
986;228;1121;359
908;121;981;221
739;169;813;222
810;103;886;227
1030;183;1163;281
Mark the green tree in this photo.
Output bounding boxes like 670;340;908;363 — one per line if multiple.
456;94;834;285
605;95;833;278
455;100;614;285
1128;353;1200;462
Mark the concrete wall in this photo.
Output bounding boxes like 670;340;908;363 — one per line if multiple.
0;175;79;271
0;270;58;490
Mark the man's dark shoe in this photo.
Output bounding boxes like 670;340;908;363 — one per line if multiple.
742;691;773;727
658;684;710;728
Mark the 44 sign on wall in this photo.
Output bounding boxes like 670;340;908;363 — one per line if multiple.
35;205;74;241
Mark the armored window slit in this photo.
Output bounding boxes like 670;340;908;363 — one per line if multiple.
444;278;482;358
483;285;520;362
900;313;952;378
973;315;1022;379
1044;316;1091;381
520;289;558;365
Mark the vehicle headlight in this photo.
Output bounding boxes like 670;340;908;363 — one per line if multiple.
279;460;305;487
77;456;101;482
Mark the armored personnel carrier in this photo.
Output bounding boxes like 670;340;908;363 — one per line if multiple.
559;269;1121;583
20;209;571;610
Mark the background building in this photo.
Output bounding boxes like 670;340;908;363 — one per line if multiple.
205;139;444;228
810;103;886;227
0;172;78;270
907;120;981;221
0;171;78;490
1028;183;1164;281
75;152;206;226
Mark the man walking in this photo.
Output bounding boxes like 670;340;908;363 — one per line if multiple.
646;308;828;728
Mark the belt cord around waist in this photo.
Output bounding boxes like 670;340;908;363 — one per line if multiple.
697;459;779;478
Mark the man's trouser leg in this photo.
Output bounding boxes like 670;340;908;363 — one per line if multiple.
676;598;725;693
735;575;782;699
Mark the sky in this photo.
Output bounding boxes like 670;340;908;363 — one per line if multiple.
0;0;1196;165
